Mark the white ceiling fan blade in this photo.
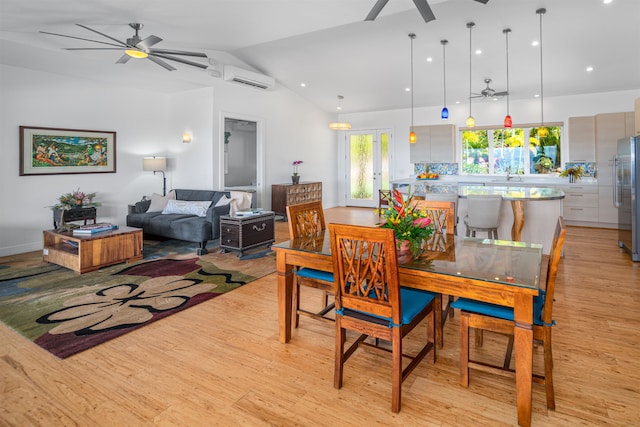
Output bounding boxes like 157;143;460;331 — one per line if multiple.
365;0;389;21
116;54;131;64
149;48;207;58
137;35;162;50
147;55;176;71
151;53;209;70
40;31;123;48
75;24;127;47
413;0;436;23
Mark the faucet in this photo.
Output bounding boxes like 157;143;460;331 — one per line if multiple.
506;166;513;181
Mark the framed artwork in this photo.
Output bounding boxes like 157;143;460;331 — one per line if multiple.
19;126;116;176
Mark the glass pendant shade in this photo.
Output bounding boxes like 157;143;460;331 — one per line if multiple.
409;130;417;143
441;107;449;119
466;116;475;127
504;115;512;128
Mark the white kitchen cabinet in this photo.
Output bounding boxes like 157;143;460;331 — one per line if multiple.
635;98;640;136
596;112;627;188
568;116;596;162
598;185;617;226
409;124;455;163
561;184;598;223
625;111;635;138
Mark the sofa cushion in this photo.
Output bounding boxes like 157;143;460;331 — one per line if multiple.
147;190;176;212
162;200;212;217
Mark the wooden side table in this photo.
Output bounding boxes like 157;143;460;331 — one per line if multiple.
219;211;275;257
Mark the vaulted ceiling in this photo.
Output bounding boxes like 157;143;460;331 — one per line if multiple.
1;0;638;114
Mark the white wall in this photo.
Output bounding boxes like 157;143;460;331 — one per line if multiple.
0;64;337;256
339;89;640;181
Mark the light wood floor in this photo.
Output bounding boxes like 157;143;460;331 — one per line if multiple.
1;207;639;426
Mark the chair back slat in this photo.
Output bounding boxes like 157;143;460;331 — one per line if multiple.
286;201;326;240
329;224;401;324
413;200;455;235
541;216;566;325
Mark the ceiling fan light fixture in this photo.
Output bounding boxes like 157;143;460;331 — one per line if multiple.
125;49;148;59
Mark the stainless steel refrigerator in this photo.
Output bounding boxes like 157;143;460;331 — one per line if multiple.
615;136;640;261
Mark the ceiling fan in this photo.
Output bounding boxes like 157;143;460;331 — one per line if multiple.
471;78;508;100
40;23;208;71
365;0;489;23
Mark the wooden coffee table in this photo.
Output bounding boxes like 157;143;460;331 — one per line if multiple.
43;226;143;274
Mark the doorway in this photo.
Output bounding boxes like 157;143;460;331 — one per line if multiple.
345;129;392;207
220;113;264;207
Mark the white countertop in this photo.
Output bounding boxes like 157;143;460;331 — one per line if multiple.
392;175;597;187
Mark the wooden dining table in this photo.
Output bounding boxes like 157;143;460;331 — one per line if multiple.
273;231;543;427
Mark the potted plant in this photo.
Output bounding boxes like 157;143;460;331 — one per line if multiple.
291;160;303;184
560;165;585;183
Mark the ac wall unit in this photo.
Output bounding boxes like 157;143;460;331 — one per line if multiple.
223;65;275;90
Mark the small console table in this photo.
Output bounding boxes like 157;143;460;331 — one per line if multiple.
219;211;275;257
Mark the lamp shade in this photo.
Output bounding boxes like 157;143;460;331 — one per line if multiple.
143;156;167;172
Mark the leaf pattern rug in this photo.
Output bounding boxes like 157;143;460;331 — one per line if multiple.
0;239;275;358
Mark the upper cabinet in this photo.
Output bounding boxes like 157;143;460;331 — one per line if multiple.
635;97;640;136
567;116;596;162
595;112;630;184
409;124;455;163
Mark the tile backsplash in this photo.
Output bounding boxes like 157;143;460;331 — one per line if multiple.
414;163;459;176
564;162;597;177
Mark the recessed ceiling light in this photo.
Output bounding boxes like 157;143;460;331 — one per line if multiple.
532;40;539;47
534;94;540;98
603;0;613;4
426;57;433;62
405;87;411;92
455;101;461;104
586;66;594;72
300;83;306;87
475;49;482;55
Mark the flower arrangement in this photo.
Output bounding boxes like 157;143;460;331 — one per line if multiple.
50;188;100;211
292;160;303;176
376;188;434;259
559;165;584;181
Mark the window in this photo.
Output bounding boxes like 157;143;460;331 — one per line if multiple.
461;125;562;175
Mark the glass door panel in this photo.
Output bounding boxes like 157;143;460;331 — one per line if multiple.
346;130;391;207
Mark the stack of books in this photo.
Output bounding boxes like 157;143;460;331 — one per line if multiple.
72;223;118;235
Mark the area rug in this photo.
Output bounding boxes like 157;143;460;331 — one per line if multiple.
0;239;275;359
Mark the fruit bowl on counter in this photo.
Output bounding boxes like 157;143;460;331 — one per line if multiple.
416;173;439;180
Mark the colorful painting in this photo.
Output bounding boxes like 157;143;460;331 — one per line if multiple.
20;126;116;175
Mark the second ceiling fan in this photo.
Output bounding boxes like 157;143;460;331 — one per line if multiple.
365;0;489;23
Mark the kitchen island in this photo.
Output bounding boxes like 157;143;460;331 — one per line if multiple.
392;181;564;254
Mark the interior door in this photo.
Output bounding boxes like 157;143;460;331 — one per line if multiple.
345;129;391;207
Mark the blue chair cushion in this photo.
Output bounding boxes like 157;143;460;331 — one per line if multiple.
337;288;436;327
296;267;334;282
450;290;547;326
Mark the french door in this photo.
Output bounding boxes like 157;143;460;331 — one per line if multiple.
345;129;392;207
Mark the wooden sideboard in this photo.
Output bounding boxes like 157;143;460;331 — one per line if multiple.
271;182;322;218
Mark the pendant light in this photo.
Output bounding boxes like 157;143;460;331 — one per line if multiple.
503;28;512;128
409;33;417;143
536;8;548;137
465;22;476;128
328;95;352;130
440;39;449;120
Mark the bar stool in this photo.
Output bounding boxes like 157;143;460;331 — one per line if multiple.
464;195;502;239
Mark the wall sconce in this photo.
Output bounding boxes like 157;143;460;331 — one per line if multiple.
143;156;167;196
182;133;192;143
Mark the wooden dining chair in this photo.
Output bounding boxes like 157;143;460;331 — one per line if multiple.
413;199;457;344
286;201;335;327
378;189;393;215
451;216;566;410
329;223;437;413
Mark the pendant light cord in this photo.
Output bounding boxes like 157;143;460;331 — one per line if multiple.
467;23;474;118
537;8;546;127
410;33;415;129
505;29;510;115
442;40;447;107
